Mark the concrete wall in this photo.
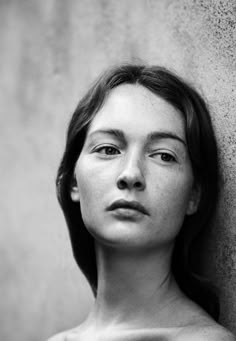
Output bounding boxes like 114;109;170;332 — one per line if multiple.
1;1;235;340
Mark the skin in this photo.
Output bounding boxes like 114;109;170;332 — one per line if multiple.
73;84;199;249
48;84;235;341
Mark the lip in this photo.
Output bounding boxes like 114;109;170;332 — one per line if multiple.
107;199;149;216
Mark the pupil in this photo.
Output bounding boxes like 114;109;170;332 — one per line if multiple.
107;147;115;154
162;153;172;161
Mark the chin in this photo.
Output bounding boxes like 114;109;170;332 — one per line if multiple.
85;220;144;248
86;227;167;254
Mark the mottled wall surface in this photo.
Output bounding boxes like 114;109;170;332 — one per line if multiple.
1;1;235;340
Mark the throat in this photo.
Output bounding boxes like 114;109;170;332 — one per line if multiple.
89;243;181;329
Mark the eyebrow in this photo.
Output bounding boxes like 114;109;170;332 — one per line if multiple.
88;129;125;141
147;131;186;146
88;129;186;146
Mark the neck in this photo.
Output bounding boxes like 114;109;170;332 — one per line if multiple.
85;242;182;330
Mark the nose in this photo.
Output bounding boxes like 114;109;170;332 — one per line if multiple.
116;153;146;191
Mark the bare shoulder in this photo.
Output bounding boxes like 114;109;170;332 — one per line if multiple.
46;331;66;341
46;328;78;341
46;326;235;341
176;324;236;341
46;334;63;341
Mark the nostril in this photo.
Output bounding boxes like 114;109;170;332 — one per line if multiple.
134;181;143;189
117;179;127;189
117;177;145;190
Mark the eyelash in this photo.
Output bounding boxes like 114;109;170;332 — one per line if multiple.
151;152;176;162
94;145;120;155
94;145;176;162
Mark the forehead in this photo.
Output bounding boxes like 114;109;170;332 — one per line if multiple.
87;84;185;138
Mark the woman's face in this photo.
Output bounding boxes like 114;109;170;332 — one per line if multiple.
71;84;199;251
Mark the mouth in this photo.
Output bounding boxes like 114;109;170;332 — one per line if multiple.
107;199;149;216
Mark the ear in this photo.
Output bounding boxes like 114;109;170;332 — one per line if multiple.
70;176;80;202
186;183;201;216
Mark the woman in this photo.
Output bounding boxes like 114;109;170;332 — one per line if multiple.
49;65;235;340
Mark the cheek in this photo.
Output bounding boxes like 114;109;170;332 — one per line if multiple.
145;175;193;248
75;155;118;200
151;171;194;229
170;173;193;207
74;169;100;232
75;158;107;214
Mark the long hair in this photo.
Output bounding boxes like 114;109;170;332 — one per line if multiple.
56;64;219;320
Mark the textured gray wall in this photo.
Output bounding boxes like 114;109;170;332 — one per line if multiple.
1;1;235;340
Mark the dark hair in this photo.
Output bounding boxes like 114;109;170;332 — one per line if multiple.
56;64;219;320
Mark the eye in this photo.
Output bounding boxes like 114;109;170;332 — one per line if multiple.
160;153;176;162
95;145;120;155
150;151;176;163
